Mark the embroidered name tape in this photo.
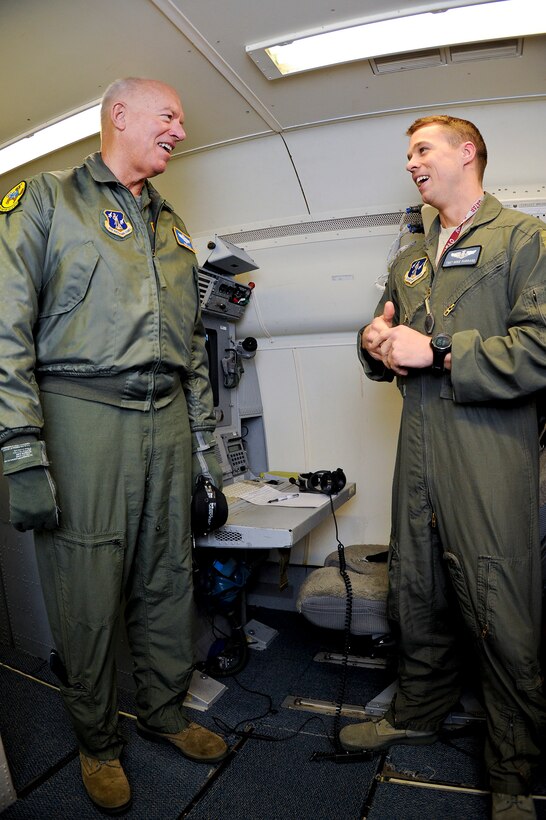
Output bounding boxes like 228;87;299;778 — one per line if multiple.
102;210;133;238
404;257;429;287
443;246;481;267
173;226;196;252
0;181;26;213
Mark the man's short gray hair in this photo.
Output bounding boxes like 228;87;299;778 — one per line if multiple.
100;77;150;132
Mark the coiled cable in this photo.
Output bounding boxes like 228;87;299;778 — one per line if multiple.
329;495;354;752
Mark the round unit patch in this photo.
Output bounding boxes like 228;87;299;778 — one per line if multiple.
0;181;26;213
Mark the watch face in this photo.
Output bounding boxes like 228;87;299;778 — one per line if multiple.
434;335;451;350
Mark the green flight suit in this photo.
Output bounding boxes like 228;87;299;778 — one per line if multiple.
0;154;216;758
359;194;546;794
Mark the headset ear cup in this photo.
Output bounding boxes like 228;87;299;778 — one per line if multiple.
294;473;310;491
319;471;334;494
333;468;346;493
308;472;322;492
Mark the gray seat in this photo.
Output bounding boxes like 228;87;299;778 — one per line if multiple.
296;545;390;637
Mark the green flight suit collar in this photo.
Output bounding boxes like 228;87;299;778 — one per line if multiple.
82;152;175;212
424;192;503;264
425;192;502;245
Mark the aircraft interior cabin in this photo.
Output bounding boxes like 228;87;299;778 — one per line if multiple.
1;1;546;818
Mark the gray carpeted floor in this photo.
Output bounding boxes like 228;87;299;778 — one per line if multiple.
1;607;545;819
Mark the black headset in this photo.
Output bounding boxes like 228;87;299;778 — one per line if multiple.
191;475;228;536
290;468;346;496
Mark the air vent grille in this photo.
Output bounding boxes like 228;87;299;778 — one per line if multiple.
370;49;446;75
369;38;522;75
449;38;522;63
220;212;403;245
197;271;214;302
209;529;244;543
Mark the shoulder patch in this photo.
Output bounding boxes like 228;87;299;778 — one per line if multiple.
173;226;196;253
404;257;429;287
101;209;133;239
0;181;26;213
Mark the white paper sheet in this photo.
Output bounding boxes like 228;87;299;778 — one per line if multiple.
223;481;329;507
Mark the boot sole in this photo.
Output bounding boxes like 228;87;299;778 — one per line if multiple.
84;793;132;816
340;733;438;752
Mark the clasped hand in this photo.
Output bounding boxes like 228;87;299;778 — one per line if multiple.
361;301;434;376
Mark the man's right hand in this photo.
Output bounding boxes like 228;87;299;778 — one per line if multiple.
361;301;396;361
6;466;58;532
1;437;58;531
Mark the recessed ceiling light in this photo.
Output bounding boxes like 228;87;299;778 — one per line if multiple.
0;103;101;176
247;0;546;79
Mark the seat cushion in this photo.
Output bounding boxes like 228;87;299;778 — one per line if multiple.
324;544;388;574
296;565;389;635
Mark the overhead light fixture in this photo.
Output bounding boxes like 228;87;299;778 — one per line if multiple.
247;0;546;79
0;103;101;176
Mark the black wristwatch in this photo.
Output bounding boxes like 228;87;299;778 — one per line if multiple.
430;333;452;373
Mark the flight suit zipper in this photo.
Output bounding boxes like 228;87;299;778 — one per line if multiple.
440;257;505;318
122;188;165;405
149;199;167;403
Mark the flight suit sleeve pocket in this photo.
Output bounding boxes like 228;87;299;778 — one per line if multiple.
530;284;546;326
39;241;100;317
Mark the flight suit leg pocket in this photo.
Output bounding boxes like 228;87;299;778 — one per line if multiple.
52;529;125;630
443;551;481;637
386;538;400;623
477;556;543;673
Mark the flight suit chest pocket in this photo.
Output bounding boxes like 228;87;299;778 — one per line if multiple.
442;251;507;316
39;242;100;317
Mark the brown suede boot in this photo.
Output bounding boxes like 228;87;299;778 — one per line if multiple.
491;793;536;819
79;753;132;814
136;720;228;762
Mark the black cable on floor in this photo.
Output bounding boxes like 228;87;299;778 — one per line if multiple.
212;674;335;745
360;751;388;819
329;495;353;754
177;732;248;819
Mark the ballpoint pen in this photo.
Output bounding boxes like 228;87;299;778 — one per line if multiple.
268;494;299;503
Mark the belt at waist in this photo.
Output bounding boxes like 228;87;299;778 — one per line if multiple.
37;370;183;411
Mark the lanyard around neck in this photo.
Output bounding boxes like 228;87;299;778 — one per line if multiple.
438;197;482;260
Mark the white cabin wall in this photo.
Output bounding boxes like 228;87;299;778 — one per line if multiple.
159;135;308;232
252;336;402;564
